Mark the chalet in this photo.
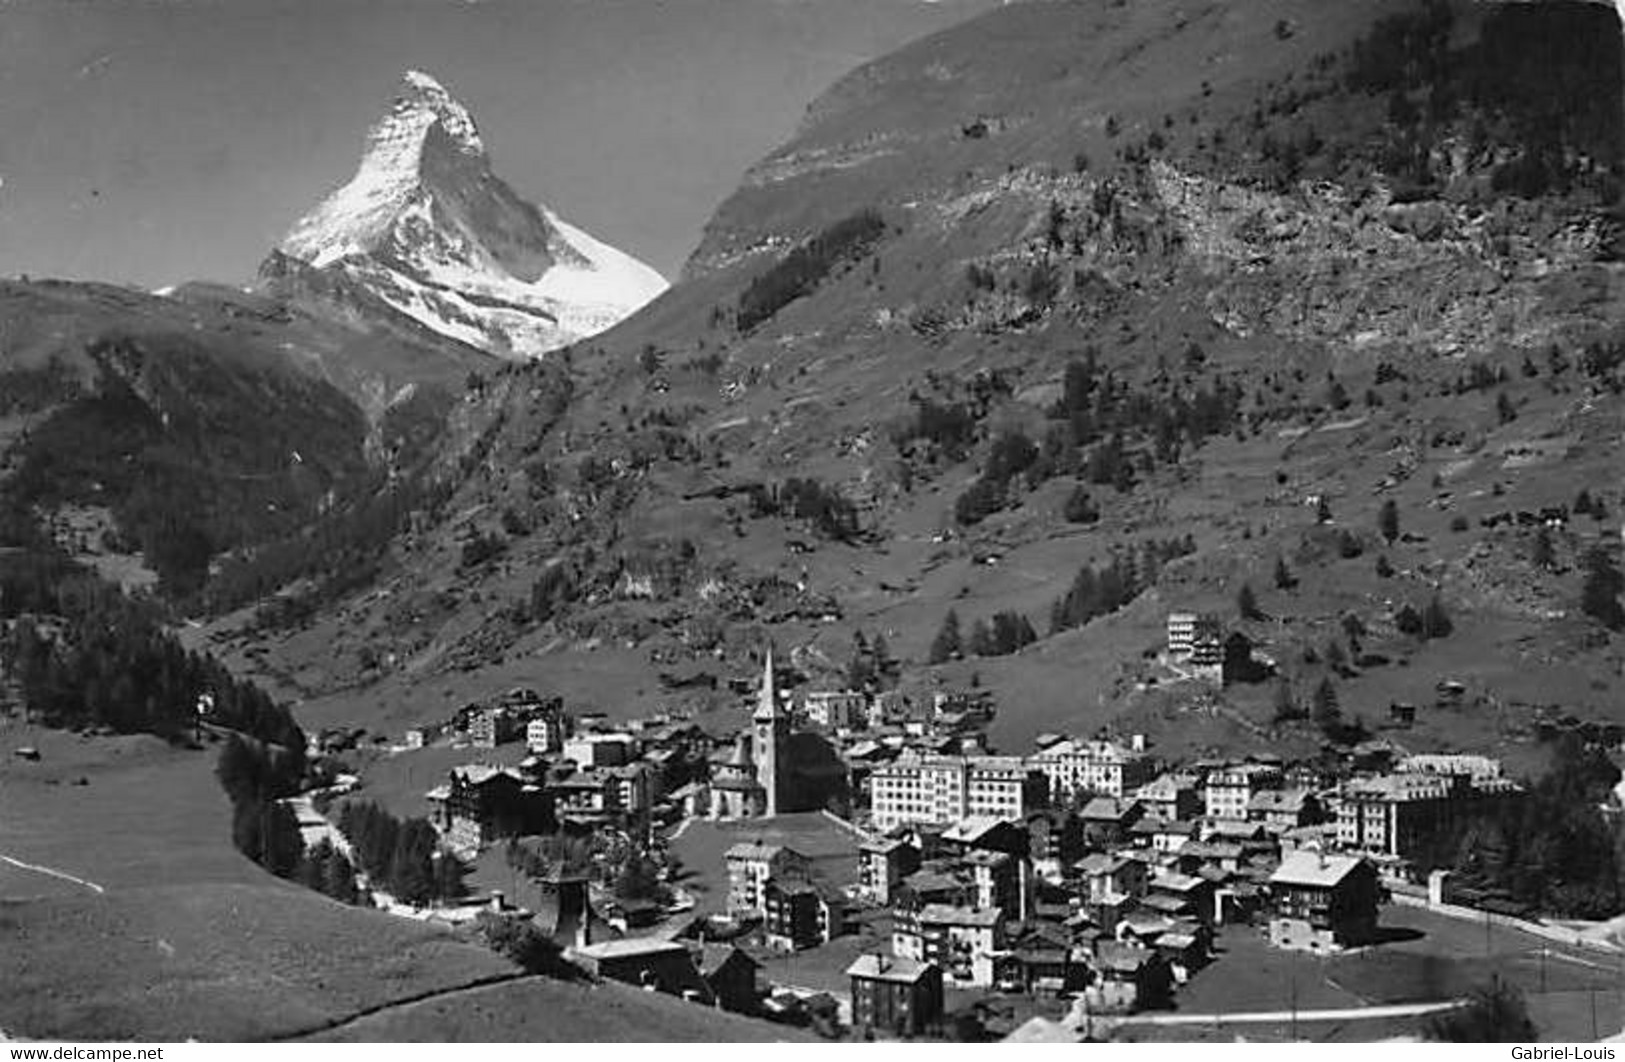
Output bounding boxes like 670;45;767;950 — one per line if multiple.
1137;818;1200;853
1072;850;1150;909
846;953;944;1039
548;770;621;820
1077;795;1143;846
1145;872;1216;925
940;816;1029;860
692;942;763;1013
426;766;552;853
571;938;713;1002
857;837;921;906
894;865;974;911
1154;927;1210;981
1247;788;1323;830
1005;920;1084;994
1267;851;1381;951
1133;773;1203;822
1087;941;1173;1013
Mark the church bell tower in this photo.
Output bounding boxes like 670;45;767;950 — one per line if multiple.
752;646;789;817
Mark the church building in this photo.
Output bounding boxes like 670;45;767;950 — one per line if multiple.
708;648;790;819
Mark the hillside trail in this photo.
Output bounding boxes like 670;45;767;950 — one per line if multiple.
0;853;105;895
268;971;535;1042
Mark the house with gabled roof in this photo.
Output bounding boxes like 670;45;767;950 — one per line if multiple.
1267;850;1380;952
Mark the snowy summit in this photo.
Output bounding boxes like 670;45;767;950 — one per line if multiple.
274;70;667;356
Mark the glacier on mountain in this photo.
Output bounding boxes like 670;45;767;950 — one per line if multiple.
273;70;667;357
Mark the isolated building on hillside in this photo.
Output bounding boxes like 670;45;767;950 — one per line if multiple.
846;953;943;1038
1267;851;1380;951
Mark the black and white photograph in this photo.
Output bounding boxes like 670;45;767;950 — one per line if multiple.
1;0;1624;1046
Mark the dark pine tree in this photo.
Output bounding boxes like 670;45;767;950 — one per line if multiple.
1580;546;1625;630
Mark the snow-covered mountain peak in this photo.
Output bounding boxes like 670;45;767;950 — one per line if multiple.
269;70;667;358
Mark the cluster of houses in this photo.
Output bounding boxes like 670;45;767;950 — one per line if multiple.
395;644;1530;1040
822;738;1525;1036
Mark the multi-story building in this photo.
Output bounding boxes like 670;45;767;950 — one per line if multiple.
857;837;922;906
868;753;1046;830
1074;852;1149;906
1247;788;1323;830
1025;809;1084;884
1133;772;1203;822
803;690;867;730
723;841;809;917
1204;762;1283;823
763;878;842;951
1029;736;1155;802
468;707;524;749
525;713;566;755
892;904;1006;987
1396;753;1503;782
846;954;943;1038
1267;851;1381;951
1336;771;1520;860
562;732;636;769
426;765;552;853
1167;612;1222;660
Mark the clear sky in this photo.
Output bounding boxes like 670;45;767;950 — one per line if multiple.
0;0;994;289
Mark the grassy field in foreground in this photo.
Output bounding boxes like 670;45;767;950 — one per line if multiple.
302;974;814;1042
0;884;517;1041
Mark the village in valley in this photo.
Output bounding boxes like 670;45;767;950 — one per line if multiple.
290;608;1625;1042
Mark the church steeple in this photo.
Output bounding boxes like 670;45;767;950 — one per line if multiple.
751;644;788;817
753;645;780;722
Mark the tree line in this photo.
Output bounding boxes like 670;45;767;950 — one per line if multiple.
737;209;888;332
336;800;466;906
2;548;303;748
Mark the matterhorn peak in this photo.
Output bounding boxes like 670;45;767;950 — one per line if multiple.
269;70;666;357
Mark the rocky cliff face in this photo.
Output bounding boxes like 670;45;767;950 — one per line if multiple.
270;70;668;358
